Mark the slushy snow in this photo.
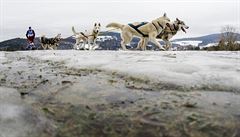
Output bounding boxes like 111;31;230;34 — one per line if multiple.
19;50;240;92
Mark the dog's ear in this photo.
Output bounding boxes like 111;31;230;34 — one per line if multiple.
94;23;97;26
163;13;167;17
98;23;101;27
176;18;180;22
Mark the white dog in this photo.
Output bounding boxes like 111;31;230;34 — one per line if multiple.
106;13;171;50
72;23;101;50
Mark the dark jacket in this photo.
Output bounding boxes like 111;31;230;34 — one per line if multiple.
26;29;35;38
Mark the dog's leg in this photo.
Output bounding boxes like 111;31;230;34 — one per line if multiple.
44;45;48;50
87;41;91;50
120;41;128;51
91;43;95;50
74;43;79;50
73;41;76;49
73;44;76;50
45;44;49;50
151;38;165;51
76;39;81;50
139;38;147;51
142;38;148;51
83;40;87;50
47;44;50;50
88;42;92;50
164;40;172;51
54;44;58;50
78;42;82;50
136;39;144;50
78;43;82;50
88;39;95;51
149;33;165;51
91;41;97;50
42;44;47;50
120;32;132;50
41;44;45;50
48;45;54;50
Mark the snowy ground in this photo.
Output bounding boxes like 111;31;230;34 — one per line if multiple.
0;50;240;137
24;50;240;92
172;40;202;47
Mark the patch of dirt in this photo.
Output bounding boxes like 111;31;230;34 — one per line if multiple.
0;51;240;137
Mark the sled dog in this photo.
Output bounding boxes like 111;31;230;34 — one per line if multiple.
40;34;62;50
72;23;101;50
106;13;171;50
137;18;189;50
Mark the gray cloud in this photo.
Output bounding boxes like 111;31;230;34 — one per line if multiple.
0;0;239;41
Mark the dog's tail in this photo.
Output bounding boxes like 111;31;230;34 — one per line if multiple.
72;26;77;35
106;23;124;30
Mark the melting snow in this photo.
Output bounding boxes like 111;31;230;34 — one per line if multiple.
172;41;202;47
18;50;240;92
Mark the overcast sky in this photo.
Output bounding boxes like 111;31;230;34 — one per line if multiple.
0;0;239;41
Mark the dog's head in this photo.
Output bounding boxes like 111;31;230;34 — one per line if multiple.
40;35;46;42
159;13;171;28
55;33;61;38
55;33;62;42
159;13;171;23
93;23;101;34
162;13;171;22
175;18;189;33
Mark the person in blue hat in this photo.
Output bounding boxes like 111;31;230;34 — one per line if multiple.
26;26;36;50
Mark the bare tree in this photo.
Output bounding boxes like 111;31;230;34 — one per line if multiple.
218;25;239;50
221;25;238;44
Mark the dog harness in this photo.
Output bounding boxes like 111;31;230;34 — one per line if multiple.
152;21;164;34
157;23;178;39
80;32;88;39
173;24;178;31
128;22;149;37
167;23;178;35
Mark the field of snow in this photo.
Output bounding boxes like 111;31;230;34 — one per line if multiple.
24;50;240;92
1;50;240;137
172;40;202;47
200;43;218;49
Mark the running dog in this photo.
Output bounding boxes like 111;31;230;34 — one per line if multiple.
40;34;62;50
137;18;189;50
72;23;101;50
106;13;171;50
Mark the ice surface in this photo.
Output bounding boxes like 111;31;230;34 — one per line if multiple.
18;50;240;92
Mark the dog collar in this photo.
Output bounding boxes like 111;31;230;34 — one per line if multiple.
173;24;178;31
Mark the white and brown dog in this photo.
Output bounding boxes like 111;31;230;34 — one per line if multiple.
40;34;62;50
106;13;171;50
137;18;189;50
72;23;101;50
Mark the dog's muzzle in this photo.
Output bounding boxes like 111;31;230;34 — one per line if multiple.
181;26;189;33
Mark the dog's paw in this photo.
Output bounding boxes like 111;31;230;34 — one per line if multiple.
160;47;166;51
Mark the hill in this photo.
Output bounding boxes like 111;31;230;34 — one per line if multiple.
1;32;239;51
